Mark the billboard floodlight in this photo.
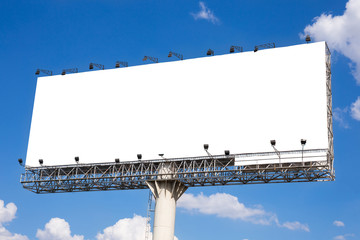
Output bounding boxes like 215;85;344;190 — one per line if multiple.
89;63;104;70
224;150;230;156
306;35;311;43
115;61;128;68
203;144;213;158
18;158;24;166
39;159;43;165
168;51;183;60
230;46;243;53
206;49;214;56
61;68;78;76
301;139;307;165
143;56;158;63
254;43;275;52
75;156;79;163
137;154;142;160
270;140;281;164
115;158;120;163
35;69;53;76
158;154;164;157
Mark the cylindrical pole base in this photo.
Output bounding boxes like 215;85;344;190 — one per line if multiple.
153;181;176;240
146;180;187;240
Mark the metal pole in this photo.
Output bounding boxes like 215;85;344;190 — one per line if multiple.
146;163;187;240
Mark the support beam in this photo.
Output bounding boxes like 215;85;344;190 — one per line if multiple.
146;163;188;240
20;149;334;194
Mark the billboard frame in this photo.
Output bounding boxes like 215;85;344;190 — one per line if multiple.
20;42;335;193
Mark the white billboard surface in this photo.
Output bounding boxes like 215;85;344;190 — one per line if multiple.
26;42;329;167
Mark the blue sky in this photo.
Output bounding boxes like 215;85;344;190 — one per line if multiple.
1;0;360;240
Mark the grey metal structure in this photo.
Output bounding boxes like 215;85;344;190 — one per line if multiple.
254;42;275;52
325;43;334;175
20;148;334;194
145;190;154;240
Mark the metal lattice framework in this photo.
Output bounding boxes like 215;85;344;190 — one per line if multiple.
325;43;334;175
20;148;334;194
254;43;275;51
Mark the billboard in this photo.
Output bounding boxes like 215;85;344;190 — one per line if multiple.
26;42;330;167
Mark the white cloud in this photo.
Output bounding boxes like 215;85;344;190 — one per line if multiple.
96;215;178;240
332;97;360;126
36;218;84;240
302;0;360;84
0;200;17;224
96;215;148;240
334;233;355;240
0;200;29;240
350;96;360;120
0;226;29;240
333;220;345;227
178;192;268;223
191;2;219;24
177;193;309;232
333;107;350;128
281;221;310;232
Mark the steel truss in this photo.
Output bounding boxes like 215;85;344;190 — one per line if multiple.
20;149;334;194
325;43;334;175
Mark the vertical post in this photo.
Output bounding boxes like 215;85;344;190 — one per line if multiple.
146;163;187;240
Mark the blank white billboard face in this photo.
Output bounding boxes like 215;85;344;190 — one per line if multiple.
26;42;329;167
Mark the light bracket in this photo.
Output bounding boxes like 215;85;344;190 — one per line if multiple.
254;43;275;52
143;56;158;63
89;63;104;70
168;51;183;60
230;46;243;53
62;68;78;75
35;69;53;76
115;61;128;68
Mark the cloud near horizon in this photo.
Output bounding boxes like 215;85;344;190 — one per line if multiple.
191;2;220;24
333;233;355;240
0;199;179;240
177;193;310;232
96;215;148;240
0;200;29;240
96;215;178;240
36;218;84;240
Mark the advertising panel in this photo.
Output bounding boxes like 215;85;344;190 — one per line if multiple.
26;42;329;167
